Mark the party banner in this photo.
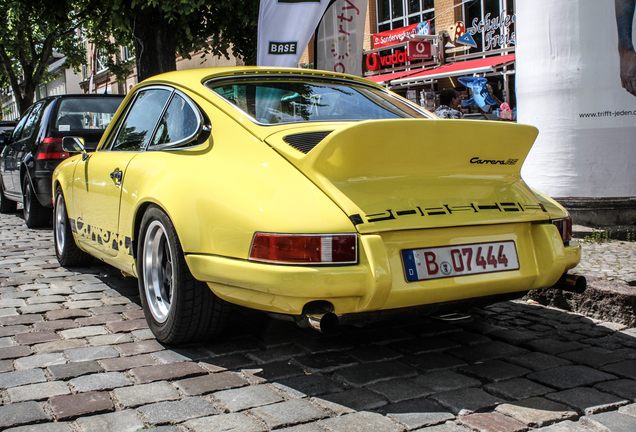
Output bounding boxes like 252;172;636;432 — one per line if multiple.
316;0;368;76
257;0;331;67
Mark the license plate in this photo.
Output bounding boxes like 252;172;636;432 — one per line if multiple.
402;240;519;282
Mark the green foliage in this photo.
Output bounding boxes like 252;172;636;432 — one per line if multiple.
101;0;259;71
0;0;102;114
0;0;259;114
583;227;636;243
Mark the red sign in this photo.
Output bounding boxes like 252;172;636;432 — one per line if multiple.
373;23;419;49
366;50;410;71
407;40;432;60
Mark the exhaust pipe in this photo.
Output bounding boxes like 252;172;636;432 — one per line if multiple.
553;274;587;294
307;312;340;334
298;302;340;334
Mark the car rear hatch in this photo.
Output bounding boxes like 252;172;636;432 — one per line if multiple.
264;118;548;234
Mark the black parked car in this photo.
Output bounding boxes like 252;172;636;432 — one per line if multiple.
0;120;18;151
0;94;124;227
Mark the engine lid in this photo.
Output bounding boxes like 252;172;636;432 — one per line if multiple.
265;119;548;233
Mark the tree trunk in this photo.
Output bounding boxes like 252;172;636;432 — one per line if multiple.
132;5;178;82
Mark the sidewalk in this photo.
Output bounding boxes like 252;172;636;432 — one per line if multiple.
527;237;636;328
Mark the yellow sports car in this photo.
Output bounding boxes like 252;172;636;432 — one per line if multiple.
53;67;581;344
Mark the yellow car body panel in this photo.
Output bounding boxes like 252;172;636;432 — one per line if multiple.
52;66;581;326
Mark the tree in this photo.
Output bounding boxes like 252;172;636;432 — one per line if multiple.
101;0;260;82
0;0;104;115
0;0;259;116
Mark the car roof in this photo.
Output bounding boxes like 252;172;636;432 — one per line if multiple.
39;94;125;102
139;66;386;91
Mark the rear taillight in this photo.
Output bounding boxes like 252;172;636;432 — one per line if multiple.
552;217;573;243
249;233;357;264
36;137;70;160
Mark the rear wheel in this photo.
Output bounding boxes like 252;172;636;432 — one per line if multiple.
0;179;17;213
23;176;50;228
53;186;92;267
138;206;231;344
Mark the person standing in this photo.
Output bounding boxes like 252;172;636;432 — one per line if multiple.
433;88;464;119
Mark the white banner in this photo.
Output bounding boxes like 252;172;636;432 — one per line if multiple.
316;0;368;76
517;0;636;198
257;0;331;67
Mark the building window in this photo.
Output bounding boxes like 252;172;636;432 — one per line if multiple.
96;50;110;73
463;0;515;52
122;45;134;61
377;0;435;33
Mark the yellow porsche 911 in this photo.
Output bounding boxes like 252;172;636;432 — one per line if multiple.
52;67;581;344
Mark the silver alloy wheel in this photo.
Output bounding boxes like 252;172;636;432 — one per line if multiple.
24;183;32;218
143;220;174;323
54;197;66;256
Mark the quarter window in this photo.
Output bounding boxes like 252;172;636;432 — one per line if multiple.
150;94;199;148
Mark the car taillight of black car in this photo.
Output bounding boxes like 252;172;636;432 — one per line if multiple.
36;137;70;160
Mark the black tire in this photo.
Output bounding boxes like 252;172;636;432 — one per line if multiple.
137;206;231;344
53;186;93;267
23;176;51;228
0;179;17;213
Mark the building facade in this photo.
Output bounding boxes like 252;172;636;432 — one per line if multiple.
302;0;516;116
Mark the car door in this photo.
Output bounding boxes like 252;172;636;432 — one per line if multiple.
71;88;173;257
1;105;35;196
7;102;46;196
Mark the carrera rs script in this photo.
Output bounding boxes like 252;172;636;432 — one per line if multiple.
470;157;519;165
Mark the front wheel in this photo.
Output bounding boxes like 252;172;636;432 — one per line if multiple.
23;176;51;228
138;206;231;344
54;186;93;267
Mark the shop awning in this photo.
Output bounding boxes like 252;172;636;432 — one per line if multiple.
365;67;432;85
391;53;515;86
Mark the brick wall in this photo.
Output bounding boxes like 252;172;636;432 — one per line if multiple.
435;0;464;37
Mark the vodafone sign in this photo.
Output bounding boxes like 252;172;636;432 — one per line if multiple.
407;40;432;60
366;50;410;71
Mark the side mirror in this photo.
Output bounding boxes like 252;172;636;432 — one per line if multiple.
62;136;85;152
62;136;89;161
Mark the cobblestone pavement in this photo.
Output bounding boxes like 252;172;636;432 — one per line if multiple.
1;211;635;432
575;239;636;283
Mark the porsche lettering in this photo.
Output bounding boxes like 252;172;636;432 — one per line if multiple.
363;202;545;223
470;157;519;165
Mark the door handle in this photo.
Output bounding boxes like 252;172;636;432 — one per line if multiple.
110;170;122;181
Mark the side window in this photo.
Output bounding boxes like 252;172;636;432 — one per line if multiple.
150;94;200;148
10;105;36;142
111;89;172;151
20;103;45;141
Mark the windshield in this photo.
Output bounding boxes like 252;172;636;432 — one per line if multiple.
55;97;123;131
206;77;427;124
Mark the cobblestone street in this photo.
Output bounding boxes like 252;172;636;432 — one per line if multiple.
1;211;635;432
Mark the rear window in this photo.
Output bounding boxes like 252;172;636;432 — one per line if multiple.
55;97;123;132
206;77;427;125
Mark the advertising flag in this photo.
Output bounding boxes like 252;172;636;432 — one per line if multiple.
257;0;331;67
316;0;368;76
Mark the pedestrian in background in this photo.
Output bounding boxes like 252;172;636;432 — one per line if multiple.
434;88;464;119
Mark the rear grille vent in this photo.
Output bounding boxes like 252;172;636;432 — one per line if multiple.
283;131;332;153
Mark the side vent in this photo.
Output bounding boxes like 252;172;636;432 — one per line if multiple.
283;131;332;153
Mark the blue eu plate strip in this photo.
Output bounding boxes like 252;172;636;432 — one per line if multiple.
401;250;419;282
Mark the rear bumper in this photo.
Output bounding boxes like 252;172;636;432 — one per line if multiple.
185;222;580;316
